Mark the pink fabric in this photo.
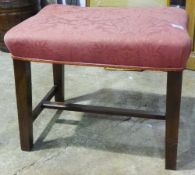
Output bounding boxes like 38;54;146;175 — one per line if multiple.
4;4;191;70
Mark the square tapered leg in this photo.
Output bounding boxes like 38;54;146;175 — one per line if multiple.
165;71;182;170
13;60;33;151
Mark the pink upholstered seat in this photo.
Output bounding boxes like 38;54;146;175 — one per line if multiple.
4;4;191;70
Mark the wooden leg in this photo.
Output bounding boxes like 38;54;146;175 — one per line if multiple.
13;60;33;151
165;71;183;170
53;64;64;102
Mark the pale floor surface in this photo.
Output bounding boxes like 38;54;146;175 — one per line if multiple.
0;51;195;175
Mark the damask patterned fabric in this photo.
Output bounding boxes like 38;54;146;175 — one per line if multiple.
4;4;191;70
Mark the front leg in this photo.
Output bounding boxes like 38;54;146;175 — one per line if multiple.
165;71;183;170
13;59;33;151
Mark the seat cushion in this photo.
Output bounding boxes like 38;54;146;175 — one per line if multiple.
4;4;191;70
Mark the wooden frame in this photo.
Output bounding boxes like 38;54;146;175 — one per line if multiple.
13;59;183;170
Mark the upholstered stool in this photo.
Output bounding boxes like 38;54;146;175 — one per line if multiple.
4;4;191;170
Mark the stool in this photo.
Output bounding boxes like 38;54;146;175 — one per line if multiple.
4;4;192;170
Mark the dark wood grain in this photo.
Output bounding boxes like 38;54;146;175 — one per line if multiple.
43;101;165;120
0;0;38;51
13;58;184;171
13;59;33;151
165;71;183;170
53;64;64;102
